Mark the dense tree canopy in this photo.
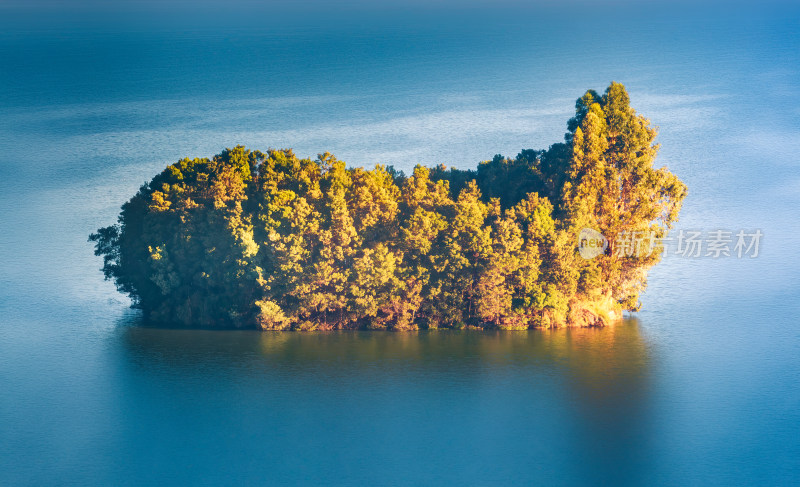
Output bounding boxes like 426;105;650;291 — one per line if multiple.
91;83;686;330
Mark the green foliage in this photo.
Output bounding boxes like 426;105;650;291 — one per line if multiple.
91;83;686;329
560;82;688;310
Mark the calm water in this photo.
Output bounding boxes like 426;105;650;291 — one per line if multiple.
1;2;799;485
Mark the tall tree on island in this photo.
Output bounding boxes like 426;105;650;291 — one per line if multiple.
561;82;687;311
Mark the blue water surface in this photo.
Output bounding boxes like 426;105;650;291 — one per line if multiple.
1;2;798;485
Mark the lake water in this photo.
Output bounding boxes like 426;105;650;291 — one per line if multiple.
1;2;799;485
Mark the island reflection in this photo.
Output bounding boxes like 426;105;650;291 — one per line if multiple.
122;317;649;385
119;318;652;484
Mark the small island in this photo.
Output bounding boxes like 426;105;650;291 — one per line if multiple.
91;82;686;330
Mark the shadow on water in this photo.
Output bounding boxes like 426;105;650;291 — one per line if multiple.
115;316;654;485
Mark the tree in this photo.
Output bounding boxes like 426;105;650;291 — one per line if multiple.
560;82;687;311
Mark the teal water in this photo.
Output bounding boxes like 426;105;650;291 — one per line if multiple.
1;2;799;485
